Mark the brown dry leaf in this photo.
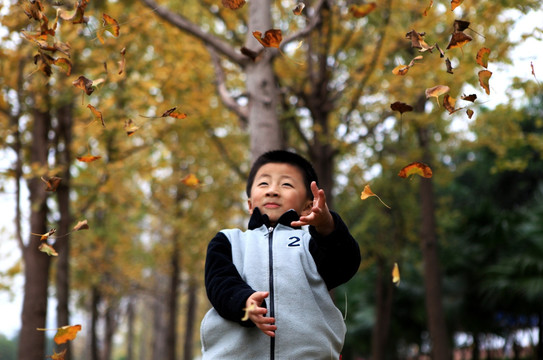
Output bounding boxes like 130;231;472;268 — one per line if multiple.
87;104;105;127
443;94;463;114
392;65;409;76
73;75;94;95
451;0;464;10
47;349;67;360
405;30;434;52
118;47;126;75
59;0;89;24
466;109;474;119
445;58;454;74
360;185;391;209
446;31;472;50
453;19;470;32
349;3;377;18
293;2;305;15
222;0;246;9
476;47;491;68
423;0;433;16
478;70;492;95
253;29;282;48
425;85;450;106
461;94;477;102
53;57;72;75
32;228;56;241
41;176;62;192
124;118;139;136
73;219;89;231
390;101;413;114
398;162;433;178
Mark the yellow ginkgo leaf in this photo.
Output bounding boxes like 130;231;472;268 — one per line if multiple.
392;262;400;286
54;324;82;344
181;174;200;187
360;185;391;209
241;302;257;321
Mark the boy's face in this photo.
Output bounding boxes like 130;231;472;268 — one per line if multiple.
247;163;313;225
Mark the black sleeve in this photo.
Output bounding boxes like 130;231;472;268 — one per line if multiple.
308;211;361;290
204;232;258;327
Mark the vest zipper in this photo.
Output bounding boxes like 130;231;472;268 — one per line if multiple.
267;226;275;360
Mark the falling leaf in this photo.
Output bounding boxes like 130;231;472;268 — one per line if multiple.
73;219;89;231
425;85;450;106
446;31;472;50
445;58;454;74
443;94;463;114
476;47;491;68
349;3;377;18
47;349;67;360
181;173;200;187
118;47;126;75
360;184;391;209
530;61;541;86
390;101;413;114
72;75;94;95
32;228;56;241
96;13;120;44
478;70;492;95
124;118;139;136
423;0;433;16
253;29;282;48
59;0;89;24
41;176;62;191
461;94;477;102
293;2;305;15
405;30;434;52
222;0;246;9
451;0;464;10
53;57;72;75
392;262;400;286
76;155;102;163
87;104;105;127
398;162;433;179
466;109;474;119
139;107;187;119
39;243;58;256
392;65;409;76
54;325;82;344
242;302;257;321
453;19;470;32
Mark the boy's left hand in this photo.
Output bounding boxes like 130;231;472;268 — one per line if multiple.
291;181;335;236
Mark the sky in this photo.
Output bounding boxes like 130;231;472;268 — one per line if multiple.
0;5;542;341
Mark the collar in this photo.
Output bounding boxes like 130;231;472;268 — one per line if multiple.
248;207;301;230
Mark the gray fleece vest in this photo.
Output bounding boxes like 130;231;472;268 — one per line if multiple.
200;223;346;359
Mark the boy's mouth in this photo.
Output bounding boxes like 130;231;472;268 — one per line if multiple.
263;203;280;208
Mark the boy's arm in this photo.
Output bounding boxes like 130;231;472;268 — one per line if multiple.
308;212;361;290
205;232;259;327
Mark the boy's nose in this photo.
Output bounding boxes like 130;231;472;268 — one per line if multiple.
265;186;279;197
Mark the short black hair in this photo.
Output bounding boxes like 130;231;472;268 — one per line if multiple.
246;150;318;199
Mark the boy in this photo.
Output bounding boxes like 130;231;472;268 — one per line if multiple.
200;150;361;359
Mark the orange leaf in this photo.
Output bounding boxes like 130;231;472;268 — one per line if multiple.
392;64;409;76
423;0;433;16
478;70;492;95
102;13;120;37
73;75;94;95
253;29;282;48
41;176;62;192
360;185;391;209
32;228;56;241
451;0;464;10
54;325;82;344
47;349;67;360
53;57;72;75
181;174;200;187
76;155;101;163
392;262;400;286
222;0;246;9
476;47;491;68
443;94;463;115
398;162;433;179
349;3;377;18
87;104;105;127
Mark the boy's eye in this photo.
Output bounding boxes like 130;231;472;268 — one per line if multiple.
258;182;268;186
282;182;293;187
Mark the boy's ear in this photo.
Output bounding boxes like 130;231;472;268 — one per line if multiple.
300;199;313;216
247;199;254;214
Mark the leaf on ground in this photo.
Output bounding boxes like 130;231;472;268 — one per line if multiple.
360;184;391;209
398;162;433;179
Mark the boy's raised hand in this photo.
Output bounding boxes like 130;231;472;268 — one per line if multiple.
245;291;276;337
291;181;335;236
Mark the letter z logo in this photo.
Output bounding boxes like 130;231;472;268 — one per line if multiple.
288;236;301;247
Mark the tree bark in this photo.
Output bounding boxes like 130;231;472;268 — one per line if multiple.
417;125;451;360
371;257;394;360
90;286;100;360
55;102;74;359
165;239;180;360
183;279;198;360
126;298;135;360
18;106;52;360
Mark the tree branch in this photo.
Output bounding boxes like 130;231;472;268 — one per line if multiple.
207;46;249;124
139;0;248;65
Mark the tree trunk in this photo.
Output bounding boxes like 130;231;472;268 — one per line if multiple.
371;257;394;360
103;301;117;360
538;311;543;360
165;239;180;360
90;286;101;360
183;279;198;360
417;124;451;360
18;106;52;360
126;298;135;360
55;102;74;359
